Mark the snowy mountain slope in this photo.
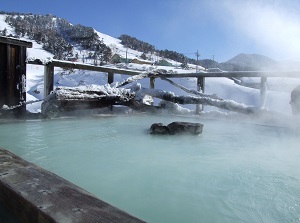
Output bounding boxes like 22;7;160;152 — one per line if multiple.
226;53;277;70
0;13;299;116
0;15;13;34
95;30;142;60
225;53;300;71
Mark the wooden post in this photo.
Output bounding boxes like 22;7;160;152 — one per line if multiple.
19;46;27;104
196;77;205;114
260;77;267;108
150;77;155;89
0;43;5;107
7;44;14;106
5;43;11;105
150;77;155;105
44;64;54;98
108;72;114;84
108;72;114;110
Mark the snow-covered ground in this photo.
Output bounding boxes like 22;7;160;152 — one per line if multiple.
24;38;299;116
1;14;300;117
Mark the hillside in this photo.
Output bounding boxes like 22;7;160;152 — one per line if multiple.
1;12;299;116
1;12;112;63
227;53;276;67
221;53;300;71
3;12;299;71
226;53;277;70
0;12;198;67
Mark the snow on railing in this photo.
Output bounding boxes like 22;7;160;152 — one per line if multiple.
26;58;300;116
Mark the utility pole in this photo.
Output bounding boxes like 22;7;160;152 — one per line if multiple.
195;50;200;73
212;55;215;69
126;48;128;65
195;50;204;114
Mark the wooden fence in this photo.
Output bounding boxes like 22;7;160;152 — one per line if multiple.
28;59;300;111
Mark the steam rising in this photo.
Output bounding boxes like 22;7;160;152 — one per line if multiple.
209;0;300;61
179;0;300;61
218;0;300;61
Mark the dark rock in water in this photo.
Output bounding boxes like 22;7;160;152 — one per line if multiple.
150;123;170;134
290;85;300;115
168;122;203;135
150;122;203;135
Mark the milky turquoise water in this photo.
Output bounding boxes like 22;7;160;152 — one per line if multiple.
0;114;300;223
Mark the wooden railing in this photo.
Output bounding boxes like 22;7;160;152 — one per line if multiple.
27;59;300;111
28;59;141;98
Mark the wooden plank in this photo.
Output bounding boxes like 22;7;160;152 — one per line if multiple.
44;65;54;97
57;98;124;111
0;43;7;107
7;44;14;106
28;59;141;76
164;71;300;78
52;59;141;76
0;36;32;48
28;59;300;78
19;46;27;103
0;148;145;223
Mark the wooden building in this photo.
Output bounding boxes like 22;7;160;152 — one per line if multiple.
0;36;32;117
131;58;153;65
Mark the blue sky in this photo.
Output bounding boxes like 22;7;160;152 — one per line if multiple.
2;0;300;62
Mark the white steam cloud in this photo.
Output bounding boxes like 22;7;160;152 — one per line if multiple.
214;0;300;60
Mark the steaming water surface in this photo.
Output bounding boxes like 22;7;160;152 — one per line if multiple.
0;115;300;223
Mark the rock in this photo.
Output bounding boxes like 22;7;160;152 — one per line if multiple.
150;123;170;134
150;121;203;135
41;93;60;118
290;85;300;115
167;122;203;135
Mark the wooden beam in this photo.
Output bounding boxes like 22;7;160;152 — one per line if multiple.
196;77;205;114
0;148;145;223
6;44;14;106
149;77;155;106
28;59;300;78
163;71;300;78
260;77;267;108
19;46;27;103
28;59;141;76
0;43;6;107
44;64;54;98
0;36;32;48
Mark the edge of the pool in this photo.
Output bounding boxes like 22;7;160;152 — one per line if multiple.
0;148;145;223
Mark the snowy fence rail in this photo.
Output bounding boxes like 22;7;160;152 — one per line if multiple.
27;59;300;112
27;59;141;98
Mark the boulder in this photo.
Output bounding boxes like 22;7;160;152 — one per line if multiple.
168;122;203;135
150;122;203;135
150;123;170;134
